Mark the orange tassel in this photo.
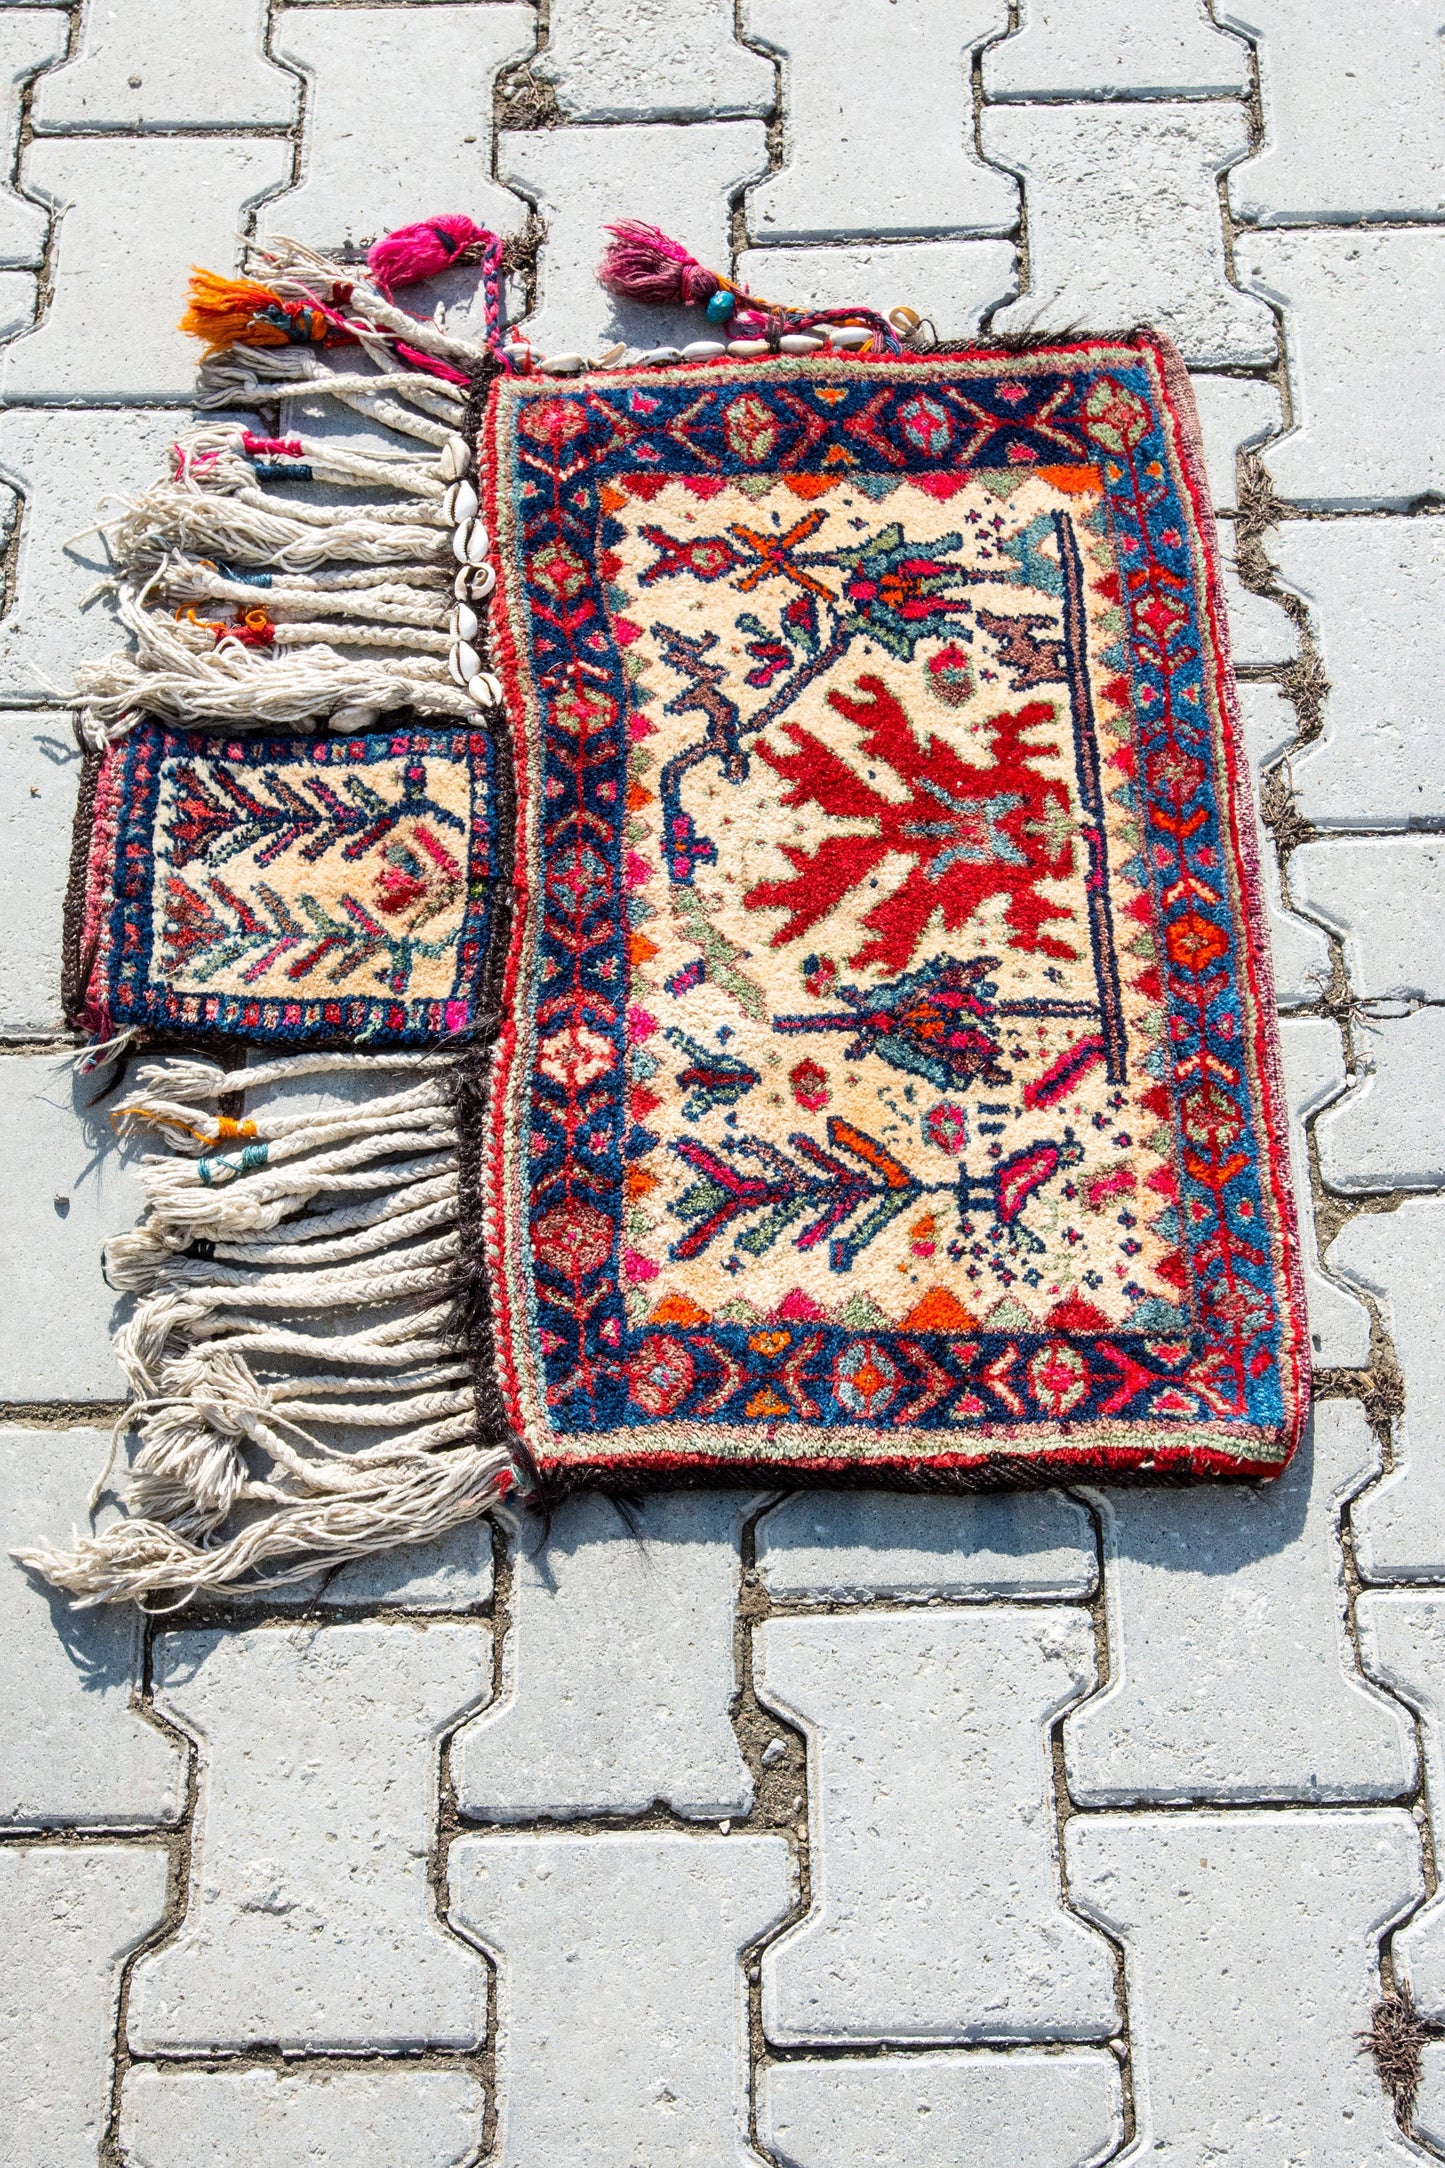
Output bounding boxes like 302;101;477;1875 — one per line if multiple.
179;268;334;356
180;269;290;352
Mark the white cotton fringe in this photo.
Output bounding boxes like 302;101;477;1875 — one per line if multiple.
14;1055;515;1607
72;234;499;751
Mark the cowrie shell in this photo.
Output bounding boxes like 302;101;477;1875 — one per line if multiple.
440;433;470;480
451;602;479;642
779;333;826;354
469;672;503;707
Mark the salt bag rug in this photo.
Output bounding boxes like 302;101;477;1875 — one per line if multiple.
24;224;1308;1608
480;335;1307;1495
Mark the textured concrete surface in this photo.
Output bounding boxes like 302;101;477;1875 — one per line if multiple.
2;3;1442;2162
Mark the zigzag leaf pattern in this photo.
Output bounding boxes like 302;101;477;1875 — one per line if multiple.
166;755;466;873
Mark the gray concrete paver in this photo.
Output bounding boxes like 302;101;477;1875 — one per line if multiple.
34;0;295;131
1;1428;185;1829
120;2066;487;2168
1066;1809;1427;2165
758;1608;1117;2044
0;1844;171;2168
1065;1404;1417;1805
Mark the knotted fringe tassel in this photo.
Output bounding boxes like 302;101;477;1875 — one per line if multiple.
73;218;504;751
597;218;914;352
14;1054;517;1607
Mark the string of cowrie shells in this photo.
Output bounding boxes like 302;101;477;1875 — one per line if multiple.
441;431;501;714
507;309;930;378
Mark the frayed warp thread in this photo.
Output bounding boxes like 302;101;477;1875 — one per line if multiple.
14;1055;516;1606
74;231;498;750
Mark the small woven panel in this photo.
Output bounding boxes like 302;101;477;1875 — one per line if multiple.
475;333;1308;1486
72;723;500;1046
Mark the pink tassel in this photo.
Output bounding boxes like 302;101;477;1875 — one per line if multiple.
598;220;720;308
366;214;490;296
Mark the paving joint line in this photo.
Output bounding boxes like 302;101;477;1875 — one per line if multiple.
95;1617;197;2168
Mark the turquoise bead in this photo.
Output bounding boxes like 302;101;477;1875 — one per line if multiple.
705;288;736;324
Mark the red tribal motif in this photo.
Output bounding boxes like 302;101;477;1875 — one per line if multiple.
476;335;1307;1487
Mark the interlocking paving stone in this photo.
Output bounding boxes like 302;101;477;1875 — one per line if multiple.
34;0;295;129
759;2051;1123;2168
0;713;78;1034
1237;683;1331;1007
449;1830;791;2165
758;1609;1116;2043
1272;517;1445;828
321;1525;494;1610
1332;1199;1445;1582
0;1843;170;2168
453;1492;753;1822
744;0;1015;244
121;2067;487;2168
0;1053;137;1403
4;138;290;401
1066;1808;1424;2165
985;0;1248;99
1235;229;1445;508
502;120;769;355
1065;1405;1415;1803
1223;0;1445;222
1237;676;1296;770
1315;1006;1445;1192
539;0;772;120
984;102;1274;365
1357;1593;1445;2026
267;5;531;254
1418;2049;1445;2157
2;1429;184;1829
128;1622;489;2053
210;1524;496;1616
0;9;65;263
1291;838;1445;1002
1221;555;1298;667
0;408;187;705
1186;370;1281;514
755;1489;1097;1602
0;267;35;337
734;239;1017;341
1275;1015;1372;1368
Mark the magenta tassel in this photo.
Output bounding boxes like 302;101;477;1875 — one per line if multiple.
598;220;720;308
366;214;490;296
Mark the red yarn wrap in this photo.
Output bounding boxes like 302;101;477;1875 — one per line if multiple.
598;220;721;307
366;214;490;297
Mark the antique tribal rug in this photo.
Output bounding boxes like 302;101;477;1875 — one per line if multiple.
27;220;1308;1604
